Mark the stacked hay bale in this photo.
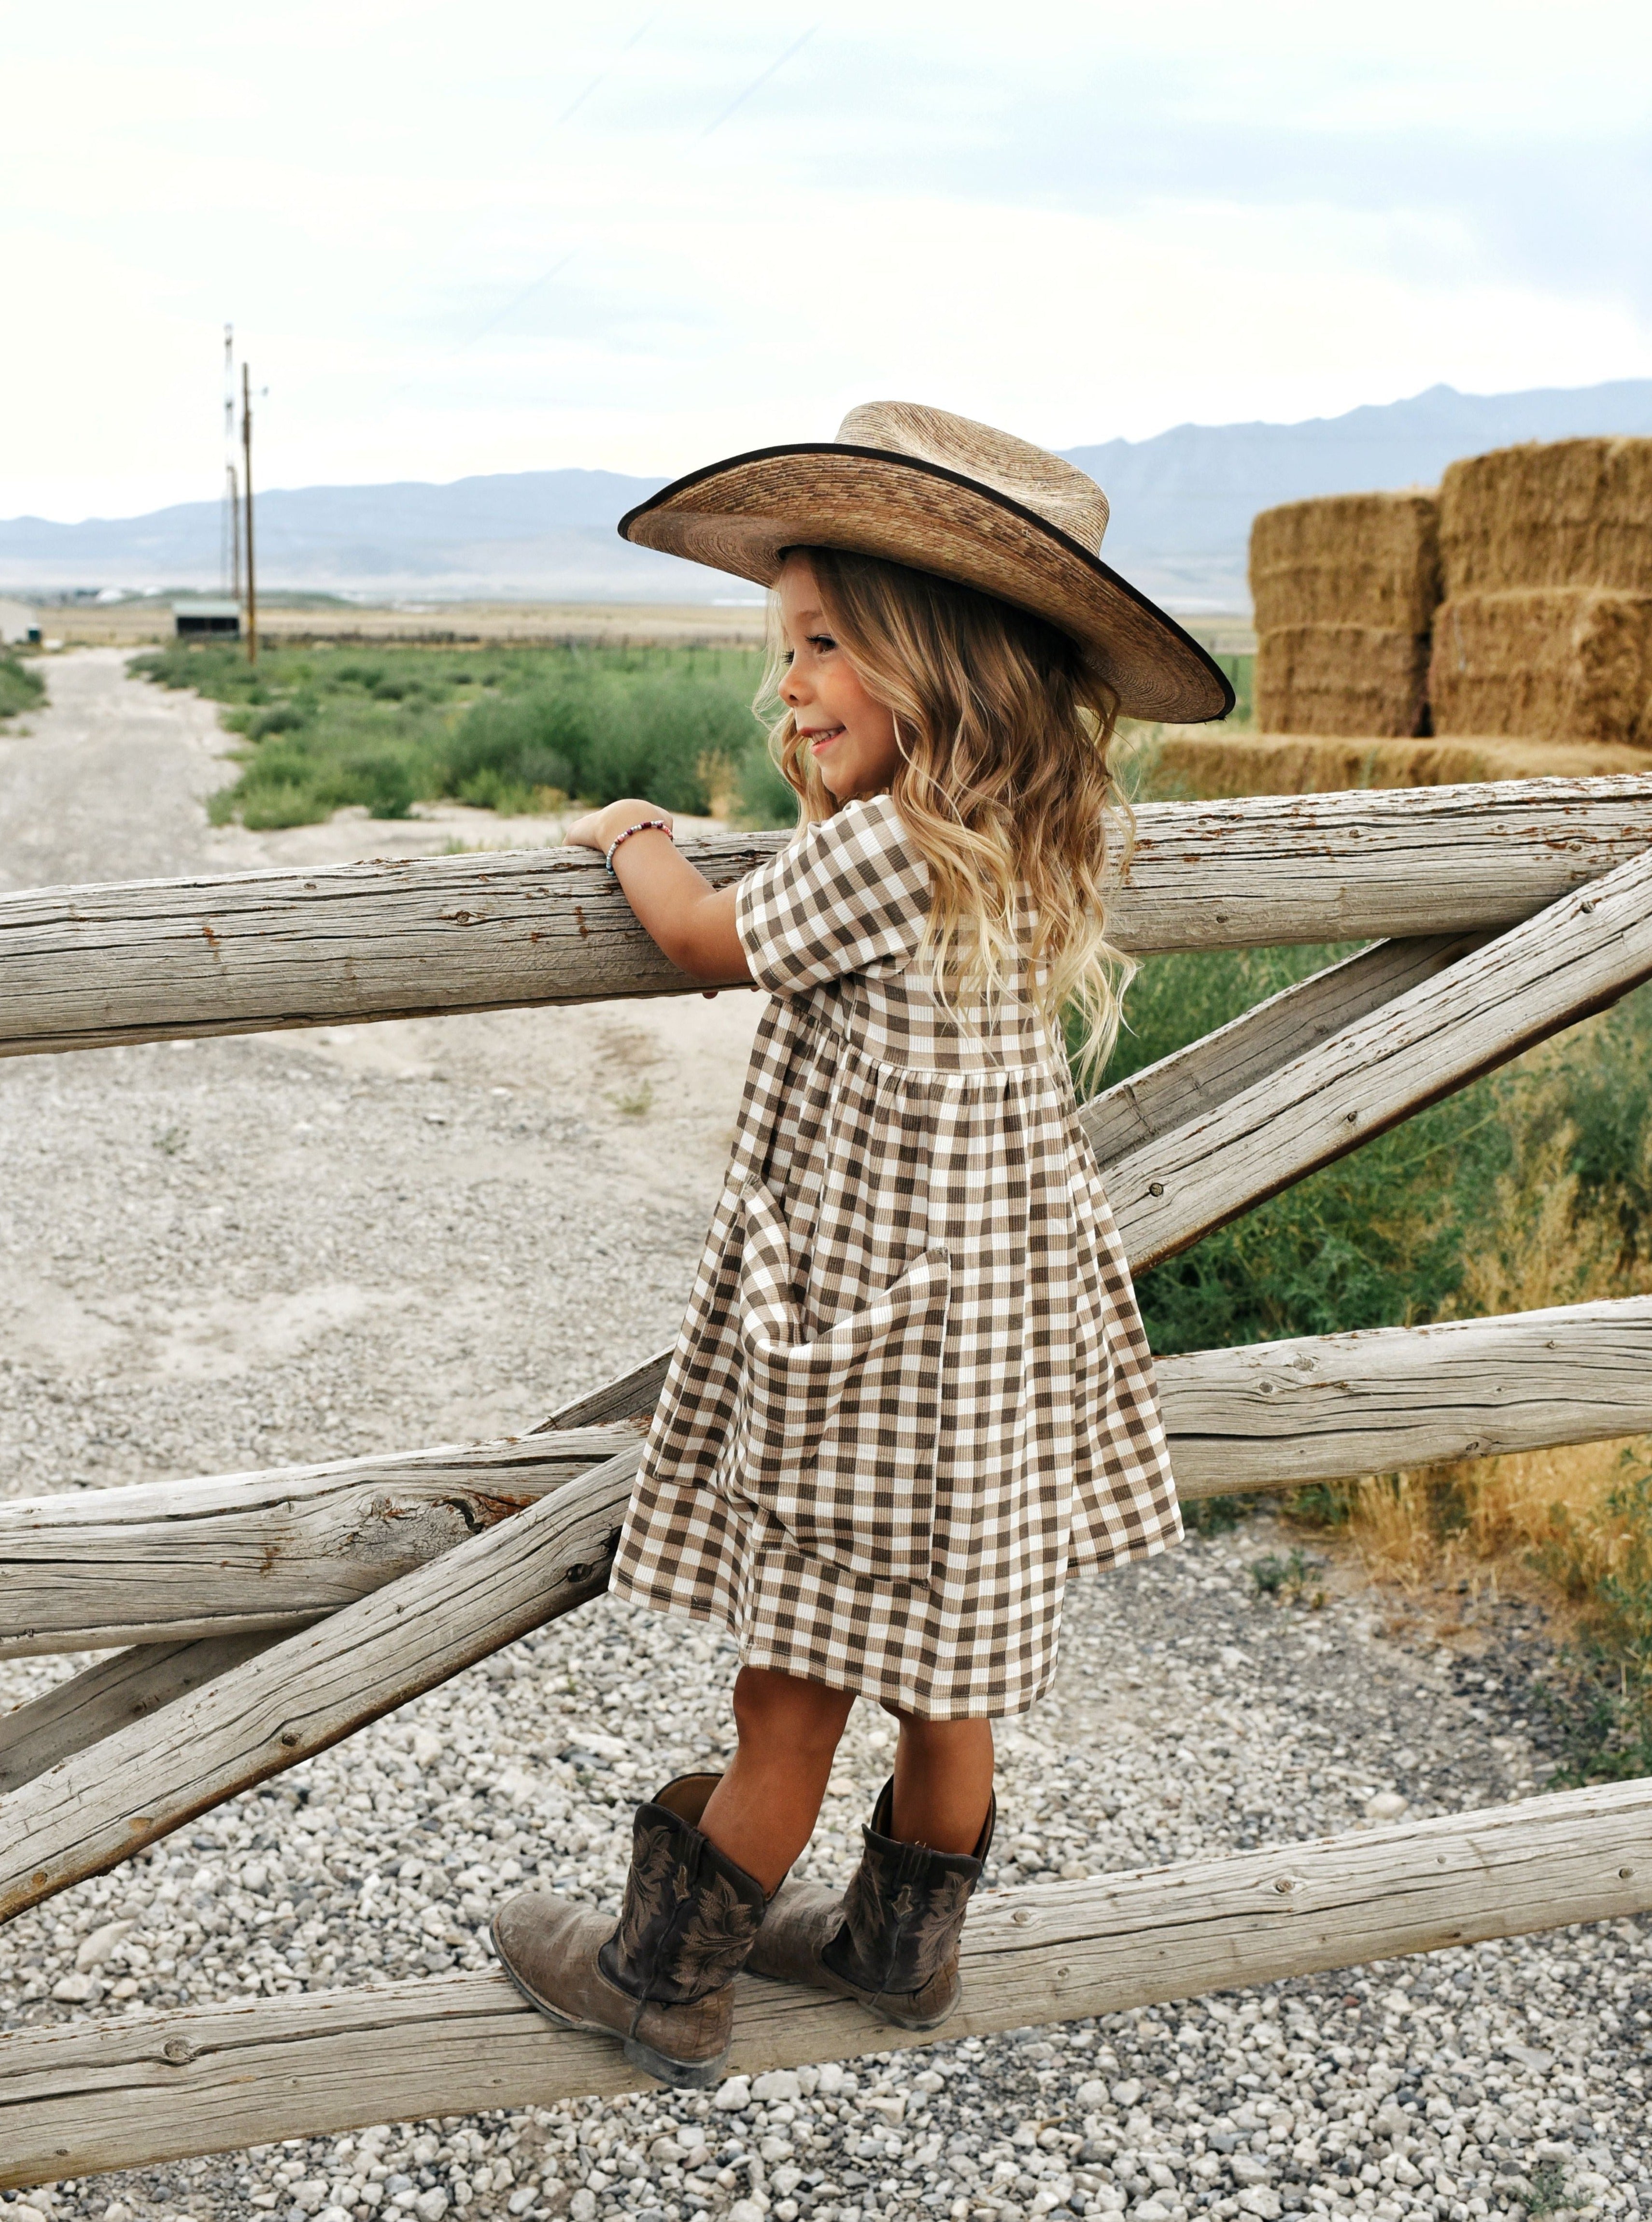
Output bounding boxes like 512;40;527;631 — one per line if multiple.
1431;439;1652;747
1250;491;1440;736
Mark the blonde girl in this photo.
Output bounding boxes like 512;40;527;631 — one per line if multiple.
492;402;1232;2087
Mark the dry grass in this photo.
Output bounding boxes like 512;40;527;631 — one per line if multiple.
1315;1052;1652;1619
1250;490;1440;633
1430;587;1652;747
1440;437;1652;596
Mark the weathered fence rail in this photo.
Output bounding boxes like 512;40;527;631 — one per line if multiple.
0;1426;630;1656
4;1776;1650;2189
0;1449;639;1928
6;771;1652;2190
5;777;1652;1056
6;1298;1651;1662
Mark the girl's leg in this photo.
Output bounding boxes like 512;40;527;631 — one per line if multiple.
885;1707;995;1852
698;1666;857;1893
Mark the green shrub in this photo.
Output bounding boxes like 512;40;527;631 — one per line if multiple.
735;734;801;829
1088;939;1519;1354
1549;991;1652;1271
0;654;47;723
1091;943;1652;1776
137;637;786;827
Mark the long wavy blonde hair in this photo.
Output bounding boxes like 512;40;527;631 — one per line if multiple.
758;544;1136;1082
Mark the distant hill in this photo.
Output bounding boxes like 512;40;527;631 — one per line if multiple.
1066;379;1652;609
5;379;1652;613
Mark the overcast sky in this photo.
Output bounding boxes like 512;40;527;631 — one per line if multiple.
5;0;1651;521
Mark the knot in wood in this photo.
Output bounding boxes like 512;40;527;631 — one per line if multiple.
163;2037;194;2065
1148;1181;1165;1197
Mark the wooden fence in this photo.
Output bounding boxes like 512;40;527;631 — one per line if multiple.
4;773;1652;2188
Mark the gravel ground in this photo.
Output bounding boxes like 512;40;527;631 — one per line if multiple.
2;654;1649;2222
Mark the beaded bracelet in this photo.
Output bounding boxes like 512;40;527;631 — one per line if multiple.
604;818;674;873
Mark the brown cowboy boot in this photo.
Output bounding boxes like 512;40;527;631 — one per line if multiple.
491;1772;766;2089
748;1777;995;2030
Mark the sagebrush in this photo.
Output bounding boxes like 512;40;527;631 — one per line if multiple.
132;640;796;831
0;654;45;724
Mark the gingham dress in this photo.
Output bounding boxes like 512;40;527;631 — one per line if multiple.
610;793;1180;1718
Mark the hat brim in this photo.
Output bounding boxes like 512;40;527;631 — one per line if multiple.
619;442;1233;725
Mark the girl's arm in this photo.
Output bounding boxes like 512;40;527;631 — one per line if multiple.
565;798;752;984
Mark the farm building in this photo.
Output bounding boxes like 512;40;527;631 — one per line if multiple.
0;598;41;646
171;597;240;639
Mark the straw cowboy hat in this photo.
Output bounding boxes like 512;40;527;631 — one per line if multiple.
619;399;1233;724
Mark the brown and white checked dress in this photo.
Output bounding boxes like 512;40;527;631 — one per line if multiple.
610;792;1180;1718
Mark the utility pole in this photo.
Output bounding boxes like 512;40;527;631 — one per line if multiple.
228;460;241;604
225;324;241;603
242;362;257;667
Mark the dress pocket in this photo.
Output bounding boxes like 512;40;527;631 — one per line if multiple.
730;1182;950;1586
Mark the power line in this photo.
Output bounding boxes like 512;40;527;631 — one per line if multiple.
700;25;816;138
558;10;662;124
394;21;817;385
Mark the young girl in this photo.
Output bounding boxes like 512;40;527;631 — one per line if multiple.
491;401;1232;2087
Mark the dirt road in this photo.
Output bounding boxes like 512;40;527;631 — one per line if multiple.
0;649;764;1491
0;645;232;890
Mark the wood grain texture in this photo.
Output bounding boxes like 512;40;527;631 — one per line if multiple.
1162;1296;1652;1498
0;1634;280;1795
0;1448;639;1928
4;779;1651;1059
4;1775;1649;2187
1110;776;1652;954
1108;846;1652;1270
0;1427;632;1656
0;841;771;1059
1079;933;1484;1170
536;1353;673;1434
10;1302;1652;1652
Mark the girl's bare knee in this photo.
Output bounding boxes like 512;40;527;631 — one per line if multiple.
732;1668;852;1760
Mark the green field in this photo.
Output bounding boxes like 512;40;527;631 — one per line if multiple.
133;638;795;830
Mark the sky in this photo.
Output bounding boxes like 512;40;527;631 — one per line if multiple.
4;0;1651;522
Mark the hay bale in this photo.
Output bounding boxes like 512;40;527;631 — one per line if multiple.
1254;625;1430;738
1143;729;1651;802
1249;491;1440;632
1439;438;1652;595
1429;589;1652;747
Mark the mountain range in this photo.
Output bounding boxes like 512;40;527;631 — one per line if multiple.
6;379;1652;613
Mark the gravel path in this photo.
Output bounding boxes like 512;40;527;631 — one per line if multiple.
2;654;1648;2222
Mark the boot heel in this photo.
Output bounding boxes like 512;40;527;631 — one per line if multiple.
621;2033;731;2090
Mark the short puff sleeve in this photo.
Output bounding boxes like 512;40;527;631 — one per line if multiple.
735;793;930;995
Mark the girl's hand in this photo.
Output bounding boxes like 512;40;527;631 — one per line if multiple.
564;795;748;984
564;798;675;855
